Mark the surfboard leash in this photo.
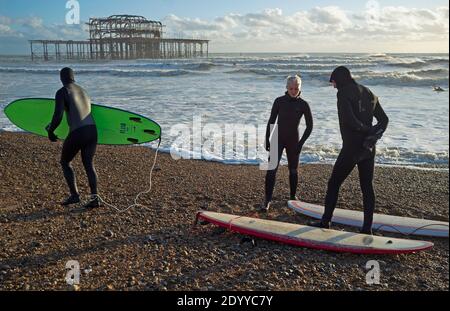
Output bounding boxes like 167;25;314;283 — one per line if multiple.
373;223;449;237
93;137;162;213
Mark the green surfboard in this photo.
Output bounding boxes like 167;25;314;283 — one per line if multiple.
4;98;161;145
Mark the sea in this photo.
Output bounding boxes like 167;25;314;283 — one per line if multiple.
0;53;448;170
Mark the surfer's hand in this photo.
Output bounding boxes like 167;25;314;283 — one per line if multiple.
48;131;58;142
363;135;378;151
45;124;58;142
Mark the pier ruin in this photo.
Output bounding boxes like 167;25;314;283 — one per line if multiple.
29;15;209;61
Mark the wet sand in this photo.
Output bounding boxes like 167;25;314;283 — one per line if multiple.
0;132;448;291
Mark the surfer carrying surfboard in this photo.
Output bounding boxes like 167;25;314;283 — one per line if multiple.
46;67;100;209
309;66;389;234
261;75;313;211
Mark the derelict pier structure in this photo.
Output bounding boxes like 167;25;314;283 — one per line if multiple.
29;15;209;61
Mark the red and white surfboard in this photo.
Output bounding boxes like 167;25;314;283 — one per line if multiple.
196;211;434;254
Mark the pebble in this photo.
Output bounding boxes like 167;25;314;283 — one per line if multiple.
84;267;93;274
128;277;137;286
30;241;42;248
103;230;115;238
0;265;11;271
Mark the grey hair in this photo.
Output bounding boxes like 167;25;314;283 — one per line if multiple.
286;75;302;90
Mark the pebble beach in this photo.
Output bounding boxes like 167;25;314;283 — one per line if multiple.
0;132;448;291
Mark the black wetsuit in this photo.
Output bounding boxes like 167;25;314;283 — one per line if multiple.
322;79;389;232
48;76;98;196
264;92;313;201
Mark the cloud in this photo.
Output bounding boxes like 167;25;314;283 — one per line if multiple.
0;15;20;37
18;16;44;29
162;5;449;52
308;6;352;28
0;15;87;41
0;16;12;25
0;24;14;36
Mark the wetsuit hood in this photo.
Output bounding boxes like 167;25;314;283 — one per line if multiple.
330;66;355;90
60;67;75;85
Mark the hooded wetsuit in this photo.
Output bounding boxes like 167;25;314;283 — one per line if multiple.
264;92;313;201
322;66;389;232
48;68;98;196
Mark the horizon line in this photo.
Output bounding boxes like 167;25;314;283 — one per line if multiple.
0;52;449;57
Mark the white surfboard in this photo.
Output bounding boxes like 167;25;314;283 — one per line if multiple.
288;200;449;238
196;211;434;254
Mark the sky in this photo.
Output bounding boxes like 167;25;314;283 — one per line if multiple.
0;0;449;54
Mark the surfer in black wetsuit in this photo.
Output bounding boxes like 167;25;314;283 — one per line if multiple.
309;66;389;234
433;85;445;92
261;75;313;211
46;67;100;208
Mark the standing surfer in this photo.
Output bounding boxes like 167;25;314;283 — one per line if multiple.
261;75;313;211
46;67;100;209
309;66;389;234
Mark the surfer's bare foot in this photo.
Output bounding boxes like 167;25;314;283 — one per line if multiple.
260;200;271;212
308;220;330;229
61;194;80;206
83;195;101;209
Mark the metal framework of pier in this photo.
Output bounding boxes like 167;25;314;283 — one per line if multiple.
29;15;209;61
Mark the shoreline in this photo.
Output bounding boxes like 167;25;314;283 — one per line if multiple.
0;132;448;291
1;129;448;172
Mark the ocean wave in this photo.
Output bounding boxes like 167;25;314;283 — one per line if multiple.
225;67;448;86
241;62;375;71
151;143;448;169
369;53;392;58
225;68;341;78
302;145;449;166
0;67;61;74
116;62;217;71
0;67;203;77
225;68;279;76
386;59;428;68
407;68;449;77
427;58;450;65
375;147;449;166
355;71;449;87
211;55;448;71
214;56;374;67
